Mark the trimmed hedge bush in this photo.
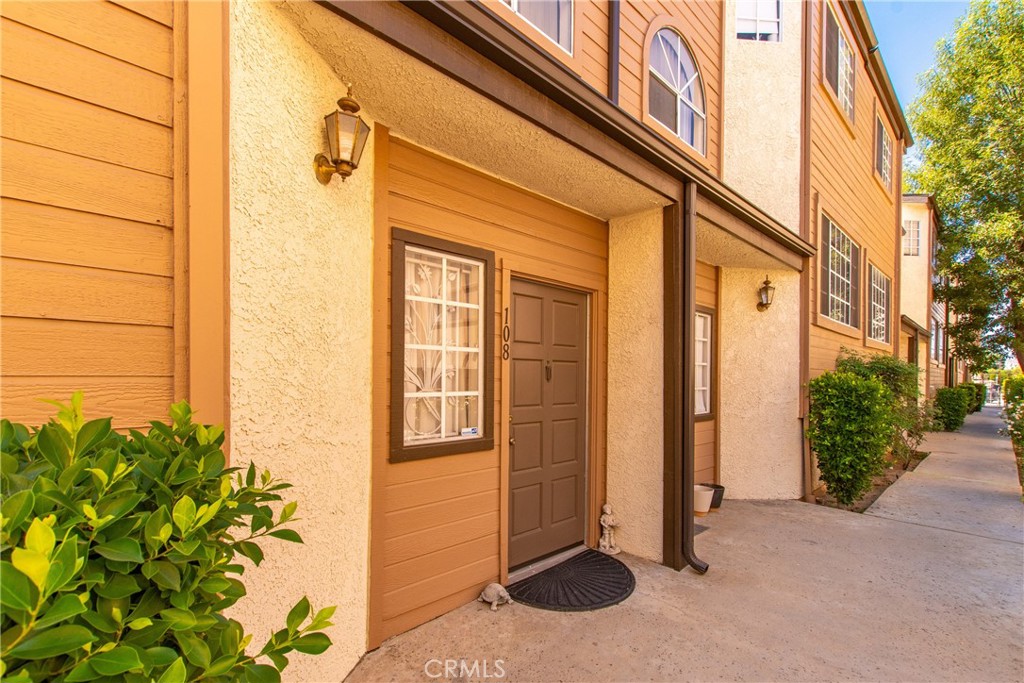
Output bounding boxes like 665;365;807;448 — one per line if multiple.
807;372;894;506
1004;375;1024;405
0;395;334;683
969;383;986;412
935;386;972;431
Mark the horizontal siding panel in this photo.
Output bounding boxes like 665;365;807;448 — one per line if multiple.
383;511;499;567
382;557;496;621
109;0;171;27
2;257;172;326
1;138;172;225
1;375;174;428
2;79;172;176
0;1;172;77
1;199;173;276
384;490;499;539
384;450;496;485
1;317;173;377
384;467;498;514
382;536;497;595
1;18;171;125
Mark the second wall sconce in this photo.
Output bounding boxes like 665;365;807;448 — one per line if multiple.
315;92;371;184
757;275;775;312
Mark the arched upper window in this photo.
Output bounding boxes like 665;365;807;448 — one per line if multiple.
648;28;706;155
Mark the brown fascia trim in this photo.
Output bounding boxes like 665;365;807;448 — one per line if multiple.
901;314;931;338
844;0;914;147
320;0;814;260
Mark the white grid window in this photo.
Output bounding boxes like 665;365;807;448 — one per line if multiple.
868;265;890;343
903;220;920;256
876;118;893;189
695;312;712;415
502;0;573;53
403;246;484;446
824;217;857;327
736;0;781;42
825;4;855;120
649;28;707;154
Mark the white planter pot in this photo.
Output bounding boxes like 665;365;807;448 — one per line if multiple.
694;484;714;517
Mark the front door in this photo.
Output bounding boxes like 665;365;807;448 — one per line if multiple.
508;278;588;568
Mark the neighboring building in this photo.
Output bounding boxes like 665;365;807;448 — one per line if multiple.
0;1;907;679
901;194;938;398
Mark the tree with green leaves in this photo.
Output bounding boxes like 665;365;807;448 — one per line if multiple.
906;0;1024;371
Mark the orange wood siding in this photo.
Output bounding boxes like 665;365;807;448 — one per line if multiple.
372;137;609;646
807;1;901;378
1;1;178;429
618;0;722;175
695;260;717;485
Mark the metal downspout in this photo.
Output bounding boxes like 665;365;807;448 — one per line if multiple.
682;181;708;574
607;0;620;104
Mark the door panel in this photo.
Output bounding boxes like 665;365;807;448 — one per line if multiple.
509;278;588;568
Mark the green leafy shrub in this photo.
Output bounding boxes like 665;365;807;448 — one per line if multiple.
1004;375;1024;405
0;394;334;683
836;350;923;466
934;386;971;431
807;372;895;506
969;383;987;412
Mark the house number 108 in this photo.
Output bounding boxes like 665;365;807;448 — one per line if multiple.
501;307;510;360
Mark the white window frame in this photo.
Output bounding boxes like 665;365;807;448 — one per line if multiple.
402;245;486;447
824;217;857;327
825;3;855;120
502;0;573;55
736;0;781;42
876;117;893;189
903;220;920;256
695;311;713;416
868;264;890;343
649;28;707;155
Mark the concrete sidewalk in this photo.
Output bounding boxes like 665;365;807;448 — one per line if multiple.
866;405;1023;542
347;410;1024;683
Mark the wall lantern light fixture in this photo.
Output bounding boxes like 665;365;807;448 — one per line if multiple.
314;91;371;185
757;275;775;312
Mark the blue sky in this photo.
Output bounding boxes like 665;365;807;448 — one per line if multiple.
863;0;970;111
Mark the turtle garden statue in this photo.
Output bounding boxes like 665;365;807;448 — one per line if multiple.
478;583;514;611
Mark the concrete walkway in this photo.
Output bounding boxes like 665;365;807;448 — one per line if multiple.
348;409;1024;683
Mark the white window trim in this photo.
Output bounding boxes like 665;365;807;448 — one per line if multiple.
695;311;713;416
649;28;707;155
502;0;574;56
736;1;782;42
824;217;856;327
903;220;920;256
877;117;893;189
868;264;890;343
403;245;485;447
826;3;855;121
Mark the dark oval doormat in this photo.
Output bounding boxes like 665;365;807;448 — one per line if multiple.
507;549;635;612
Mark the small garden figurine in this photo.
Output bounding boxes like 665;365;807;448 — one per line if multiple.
599;503;621;555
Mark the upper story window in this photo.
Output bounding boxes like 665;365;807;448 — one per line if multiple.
649;28;706;155
502;0;572;53
868;264;891;344
824;3;855;120
876;117;893;189
903;219;920;256
391;229;495;462
736;0;781;42
819;214;861;328
695;311;713;415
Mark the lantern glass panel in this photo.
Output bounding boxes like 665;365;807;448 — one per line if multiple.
351;117;371;167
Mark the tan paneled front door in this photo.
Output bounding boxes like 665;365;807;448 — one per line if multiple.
508;278;588;568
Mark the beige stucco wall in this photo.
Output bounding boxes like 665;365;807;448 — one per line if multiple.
722;0;803;231
606;209;664;563
718;268;803;499
900;201;931;328
229;2;372;680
